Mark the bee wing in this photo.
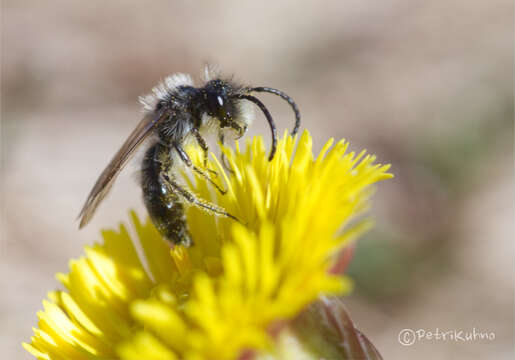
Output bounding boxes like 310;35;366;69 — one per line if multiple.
78;109;167;228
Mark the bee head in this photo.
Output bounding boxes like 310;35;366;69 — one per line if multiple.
204;80;247;137
204;80;232;122
201;76;300;161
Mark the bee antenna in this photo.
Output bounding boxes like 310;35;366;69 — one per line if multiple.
250;87;301;136
232;94;277;161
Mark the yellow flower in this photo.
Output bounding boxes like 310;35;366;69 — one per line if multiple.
24;131;392;360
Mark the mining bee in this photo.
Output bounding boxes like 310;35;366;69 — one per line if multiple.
78;67;300;246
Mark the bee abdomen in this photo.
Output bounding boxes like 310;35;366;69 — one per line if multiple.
141;144;192;246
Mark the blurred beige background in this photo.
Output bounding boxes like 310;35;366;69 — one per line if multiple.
1;1;513;359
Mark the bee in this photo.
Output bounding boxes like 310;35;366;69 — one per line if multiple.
78;67;300;247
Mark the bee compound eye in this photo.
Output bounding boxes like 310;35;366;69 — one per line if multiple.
206;92;219;113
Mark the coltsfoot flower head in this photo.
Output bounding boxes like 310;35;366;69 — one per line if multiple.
24;131;392;360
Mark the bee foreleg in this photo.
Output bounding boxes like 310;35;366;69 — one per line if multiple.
218;130;235;174
160;172;239;222
173;143;227;195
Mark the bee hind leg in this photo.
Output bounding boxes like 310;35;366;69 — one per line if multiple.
160;172;239;222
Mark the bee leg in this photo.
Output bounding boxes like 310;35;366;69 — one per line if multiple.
174;143;227;195
160;172;239;222
191;127;218;177
219;131;235;174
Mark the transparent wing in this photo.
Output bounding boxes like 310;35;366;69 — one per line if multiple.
78;109;166;228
